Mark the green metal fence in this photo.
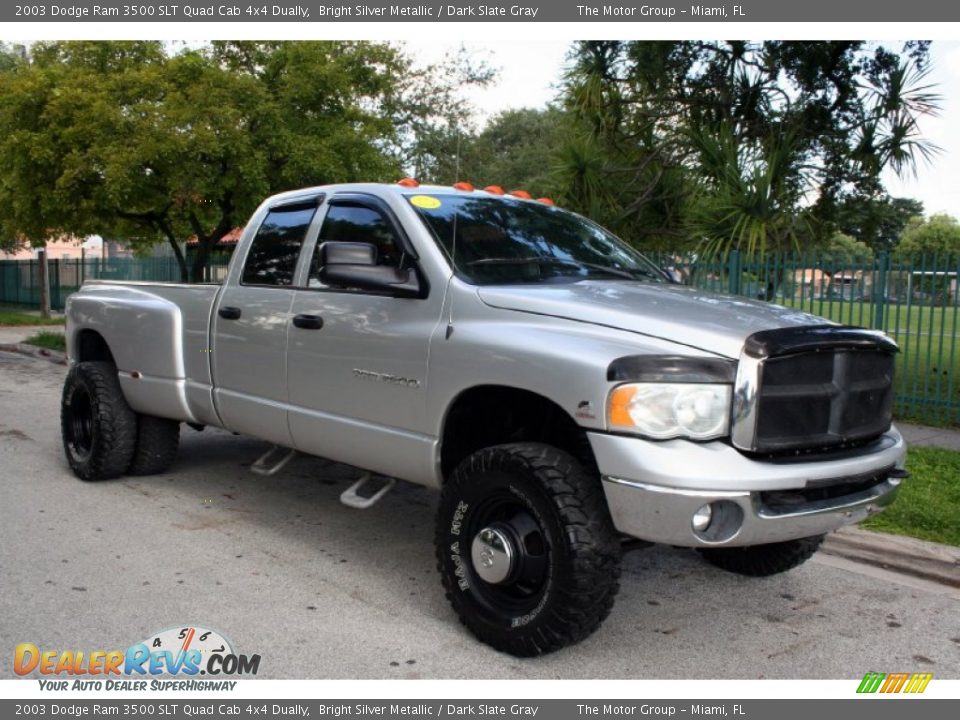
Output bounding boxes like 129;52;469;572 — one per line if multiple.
2;251;958;427
653;250;960;427
0;256;231;311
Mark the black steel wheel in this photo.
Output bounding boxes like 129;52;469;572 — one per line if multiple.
436;443;621;656
60;361;137;481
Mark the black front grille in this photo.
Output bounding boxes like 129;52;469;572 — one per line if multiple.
754;348;894;453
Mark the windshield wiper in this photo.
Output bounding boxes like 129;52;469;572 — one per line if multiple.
572;260;663;281
465;256;560;266
465;256;659;281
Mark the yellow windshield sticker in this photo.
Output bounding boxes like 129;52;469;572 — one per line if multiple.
410;195;442;209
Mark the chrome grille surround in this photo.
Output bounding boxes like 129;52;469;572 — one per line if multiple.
731;325;898;454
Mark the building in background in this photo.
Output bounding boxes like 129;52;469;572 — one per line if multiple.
2;236;183;261
1;235;102;260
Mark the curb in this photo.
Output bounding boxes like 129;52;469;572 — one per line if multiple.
821;526;960;588
0;342;67;366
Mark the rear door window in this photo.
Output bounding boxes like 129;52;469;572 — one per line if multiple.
241;205;317;286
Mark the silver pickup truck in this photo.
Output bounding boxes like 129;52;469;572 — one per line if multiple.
61;181;907;656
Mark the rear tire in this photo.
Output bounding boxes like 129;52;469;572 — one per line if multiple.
61;361;137;481
435;442;621;656
699;535;825;577
128;416;180;476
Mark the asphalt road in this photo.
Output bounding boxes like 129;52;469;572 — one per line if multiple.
1;351;958;679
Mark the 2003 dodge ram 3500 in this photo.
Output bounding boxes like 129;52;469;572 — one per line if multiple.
62;181;907;656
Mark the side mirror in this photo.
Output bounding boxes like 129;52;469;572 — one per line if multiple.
319;241;378;266
317;241;423;298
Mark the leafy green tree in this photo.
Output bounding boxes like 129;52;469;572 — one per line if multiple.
816;233;874;269
0;42;24;72
559;41;940;257
0;41;484;280
419;107;565;195
379;43;493;182
896;214;960;258
834;196;923;252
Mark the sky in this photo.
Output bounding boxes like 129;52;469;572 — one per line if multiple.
884;40;960;216
413;39;960;218
405;39;571;120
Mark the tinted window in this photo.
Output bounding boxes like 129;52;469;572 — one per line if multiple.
315;204;404;270
407;195;666;286
241;206;316;286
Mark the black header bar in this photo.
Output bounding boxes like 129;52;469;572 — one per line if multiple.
4;0;959;23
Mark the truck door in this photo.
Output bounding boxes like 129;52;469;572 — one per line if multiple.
286;194;445;483
212;198;320;446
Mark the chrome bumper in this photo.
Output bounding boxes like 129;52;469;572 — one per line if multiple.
590;427;906;548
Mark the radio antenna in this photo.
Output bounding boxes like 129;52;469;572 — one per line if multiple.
446;127;461;340
454;126;462;183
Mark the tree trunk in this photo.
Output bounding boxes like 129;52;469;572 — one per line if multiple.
187;197;234;283
190;239;212;284
158;223;188;282
37;247;51;319
169;238;188;283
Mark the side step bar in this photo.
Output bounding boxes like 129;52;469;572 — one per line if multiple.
251;445;298;476
340;472;396;509
249;446;395;509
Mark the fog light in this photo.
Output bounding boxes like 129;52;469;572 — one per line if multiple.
692;500;744;544
692;503;713;532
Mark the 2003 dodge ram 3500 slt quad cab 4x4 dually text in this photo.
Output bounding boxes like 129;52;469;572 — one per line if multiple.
61;180;907;656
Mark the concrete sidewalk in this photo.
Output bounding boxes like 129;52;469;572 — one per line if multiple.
0;325;67;365
897;422;960;451
0;324;61;345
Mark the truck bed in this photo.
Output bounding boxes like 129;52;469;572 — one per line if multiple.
67;281;222;426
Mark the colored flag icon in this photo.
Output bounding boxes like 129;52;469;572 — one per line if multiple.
857;672;932;694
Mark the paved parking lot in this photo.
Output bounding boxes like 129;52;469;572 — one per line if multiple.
1;351;958;679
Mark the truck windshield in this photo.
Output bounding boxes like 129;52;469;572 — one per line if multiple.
406;194;668;285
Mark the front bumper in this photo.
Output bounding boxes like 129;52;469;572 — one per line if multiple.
590;427;906;548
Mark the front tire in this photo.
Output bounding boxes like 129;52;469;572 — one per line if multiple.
699;535;825;577
61;361;138;481
435;443;621;656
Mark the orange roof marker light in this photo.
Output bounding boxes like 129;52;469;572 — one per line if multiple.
453;181;475;191
510;190;532;199
537;197;556;206
483;185;505;195
397;177;419;188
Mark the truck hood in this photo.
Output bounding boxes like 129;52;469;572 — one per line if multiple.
476;281;830;359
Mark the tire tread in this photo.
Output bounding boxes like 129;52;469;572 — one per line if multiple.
435;442;621;656
128;415;180;476
700;535;825;577
61;361;137;481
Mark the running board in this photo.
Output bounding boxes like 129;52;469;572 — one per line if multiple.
340;472;396;509
250;445;297;476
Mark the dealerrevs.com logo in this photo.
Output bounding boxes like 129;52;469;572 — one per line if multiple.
14;626;260;691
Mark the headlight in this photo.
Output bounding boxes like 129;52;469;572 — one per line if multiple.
607;383;732;440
